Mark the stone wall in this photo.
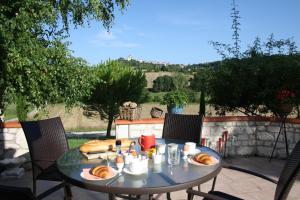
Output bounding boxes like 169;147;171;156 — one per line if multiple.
0;122;28;159
115;116;300;158
1;117;300;159
115;118;164;139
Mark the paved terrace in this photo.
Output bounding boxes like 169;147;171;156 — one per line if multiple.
0;157;299;200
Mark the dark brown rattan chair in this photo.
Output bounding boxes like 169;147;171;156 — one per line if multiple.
162;113;203;144
161;113;203;200
187;139;300;200
0;185;37;200
21;117;72;200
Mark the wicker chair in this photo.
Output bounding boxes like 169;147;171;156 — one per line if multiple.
21;117;72;200
187;139;300;200
162;113;203;144
162;113;203;200
0;185;37;200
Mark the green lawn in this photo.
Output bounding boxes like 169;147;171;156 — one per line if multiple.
65;127;108;132
68;138;90;149
4;104;17;120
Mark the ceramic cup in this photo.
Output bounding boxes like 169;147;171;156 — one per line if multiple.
138;134;156;151
185;142;196;154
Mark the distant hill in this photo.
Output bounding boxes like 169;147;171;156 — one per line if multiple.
117;57;221;72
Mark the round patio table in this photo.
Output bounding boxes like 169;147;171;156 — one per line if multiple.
56;138;222;198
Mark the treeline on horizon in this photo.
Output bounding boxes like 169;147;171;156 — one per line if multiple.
116;57;222;73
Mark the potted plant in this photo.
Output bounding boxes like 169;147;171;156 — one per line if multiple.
161;90;188;114
275;89;296;116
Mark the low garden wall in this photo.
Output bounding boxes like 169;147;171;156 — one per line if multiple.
0;122;28;159
115;116;300;158
1;116;300;159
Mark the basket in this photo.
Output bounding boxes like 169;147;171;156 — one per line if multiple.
119;106;142;121
150;107;163;118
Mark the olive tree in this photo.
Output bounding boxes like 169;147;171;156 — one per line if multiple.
83;60;147;136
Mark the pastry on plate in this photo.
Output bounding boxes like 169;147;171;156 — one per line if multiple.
193;153;215;165
91;166;109;178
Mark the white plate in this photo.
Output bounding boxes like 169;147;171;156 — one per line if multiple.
187;156;219;166
123;167;148;176
80;167;118;181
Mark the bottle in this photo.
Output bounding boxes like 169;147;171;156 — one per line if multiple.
116;139;122;155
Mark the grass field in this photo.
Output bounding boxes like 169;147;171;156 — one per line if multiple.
5;100;245;132
28;102;245;132
4;104;17;120
68;138;90;149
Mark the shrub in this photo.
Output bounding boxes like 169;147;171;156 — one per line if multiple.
152;75;175;92
152;95;162;103
161;90;188;107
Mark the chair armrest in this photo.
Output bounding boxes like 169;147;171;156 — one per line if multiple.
223;164;278;184
186;189;228;200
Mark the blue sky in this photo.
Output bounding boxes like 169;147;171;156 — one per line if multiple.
68;0;300;65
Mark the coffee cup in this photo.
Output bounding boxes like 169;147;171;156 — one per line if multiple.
138;134;156;151
185;142;196;154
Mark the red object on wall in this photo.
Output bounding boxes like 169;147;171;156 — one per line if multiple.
222;131;228;142
219;138;224;153
201;138;206;146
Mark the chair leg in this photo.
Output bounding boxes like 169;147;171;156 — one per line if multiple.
187;191;194;200
167;192;171;200
33;178;37;196
109;193;115;200
197;185;201;191
64;183;72;200
211;177;217;191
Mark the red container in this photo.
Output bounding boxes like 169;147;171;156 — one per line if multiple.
201;138;206;146
138;134;156;151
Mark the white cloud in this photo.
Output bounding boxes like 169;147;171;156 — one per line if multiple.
91;30;140;48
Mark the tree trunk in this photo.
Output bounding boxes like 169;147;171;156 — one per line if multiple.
0;93;5;122
106;115;114;138
199;90;205;117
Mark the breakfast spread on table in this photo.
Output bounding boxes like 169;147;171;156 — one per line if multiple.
79;138;220;180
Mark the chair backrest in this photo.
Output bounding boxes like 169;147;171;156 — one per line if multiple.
0;185;36;200
21;117;69;177
162;113;203;144
275;139;300;200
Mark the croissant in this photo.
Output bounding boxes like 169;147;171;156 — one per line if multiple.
91;166;109;178
193;153;215;165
